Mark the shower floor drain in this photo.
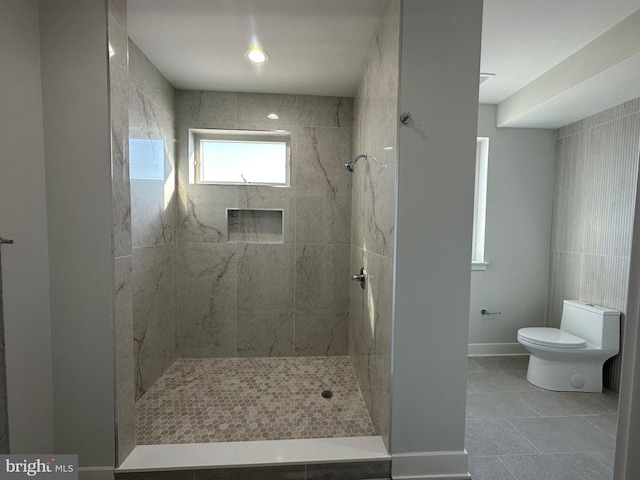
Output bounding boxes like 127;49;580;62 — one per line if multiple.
321;390;334;399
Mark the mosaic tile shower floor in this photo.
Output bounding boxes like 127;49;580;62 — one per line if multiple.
136;356;376;445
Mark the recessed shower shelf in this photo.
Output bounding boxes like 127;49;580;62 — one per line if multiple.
227;208;284;243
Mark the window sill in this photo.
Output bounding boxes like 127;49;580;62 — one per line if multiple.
472;261;489;271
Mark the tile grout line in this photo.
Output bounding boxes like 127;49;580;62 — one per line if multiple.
505;416;542;455
585;451;616;474
495;455;519;480
512;391;546;417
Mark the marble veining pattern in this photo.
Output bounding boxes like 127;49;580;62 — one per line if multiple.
178;186;236;244
295;245;350;356
177;243;237;358
548;98;640;393
133;244;177;400
129;42;178;404
176;91;237;125
136;356;375;444
236;243;295;357
295;128;352;199
174;89;352;359
114;255;135;462
109;2;134;463
129;84;176;249
110;12;131;259
129;40;174;115
348;0;399;448
297;96;353;128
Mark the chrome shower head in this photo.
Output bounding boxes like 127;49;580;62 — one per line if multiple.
345;153;367;173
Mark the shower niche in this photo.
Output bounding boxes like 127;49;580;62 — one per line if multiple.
227;208;284;243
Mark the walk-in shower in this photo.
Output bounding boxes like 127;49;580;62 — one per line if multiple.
121;0;400;459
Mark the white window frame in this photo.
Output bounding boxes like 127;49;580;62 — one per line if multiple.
190;128;291;187
472;137;489;270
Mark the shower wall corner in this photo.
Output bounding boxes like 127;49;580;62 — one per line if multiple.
348;0;401;451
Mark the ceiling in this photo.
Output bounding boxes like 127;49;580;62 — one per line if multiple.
128;0;640;129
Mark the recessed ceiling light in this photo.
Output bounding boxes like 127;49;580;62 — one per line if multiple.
245;47;269;64
267;113;279;120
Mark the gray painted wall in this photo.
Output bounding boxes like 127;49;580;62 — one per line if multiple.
0;0;54;453
39;0;115;467
391;0;482;477
469;105;555;354
548;98;640;393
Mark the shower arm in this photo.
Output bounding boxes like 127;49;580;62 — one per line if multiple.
345;153;368;172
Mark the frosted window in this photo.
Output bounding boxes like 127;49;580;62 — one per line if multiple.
192;129;290;186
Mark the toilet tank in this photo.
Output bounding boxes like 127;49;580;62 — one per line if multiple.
560;300;620;351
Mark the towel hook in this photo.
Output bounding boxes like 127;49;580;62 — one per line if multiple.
400;111;412;125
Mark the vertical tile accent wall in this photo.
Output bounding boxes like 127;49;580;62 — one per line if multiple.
349;0;400;448
548;98;640;393
129;40;177;400
108;0;135;463
175;91;353;358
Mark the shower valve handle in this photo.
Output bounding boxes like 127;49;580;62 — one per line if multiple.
351;267;366;289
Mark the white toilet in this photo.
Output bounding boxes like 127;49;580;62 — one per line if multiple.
517;300;620;392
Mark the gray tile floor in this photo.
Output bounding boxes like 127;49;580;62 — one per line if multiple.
136;356;375;444
466;356;618;480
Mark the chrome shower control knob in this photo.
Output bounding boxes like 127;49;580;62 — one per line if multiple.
351;267;366;289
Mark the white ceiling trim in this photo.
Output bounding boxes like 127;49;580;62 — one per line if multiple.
497;9;640;128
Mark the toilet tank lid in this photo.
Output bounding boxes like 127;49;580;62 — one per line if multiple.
563;300;619;316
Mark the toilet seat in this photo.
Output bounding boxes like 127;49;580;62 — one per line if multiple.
518;327;587;349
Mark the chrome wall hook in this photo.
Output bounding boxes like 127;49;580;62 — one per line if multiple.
400;111;412;125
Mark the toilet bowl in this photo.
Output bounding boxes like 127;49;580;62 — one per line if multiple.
517;300;620;392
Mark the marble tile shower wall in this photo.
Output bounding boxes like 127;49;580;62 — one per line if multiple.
175;91;353;358
128;40;177;400
109;0;135;463
548;98;640;393
348;0;400;449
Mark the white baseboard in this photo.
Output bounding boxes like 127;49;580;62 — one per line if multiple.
78;467;113;480
468;343;527;356
391;450;470;479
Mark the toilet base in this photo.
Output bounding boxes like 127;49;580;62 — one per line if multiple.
526;354;604;392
